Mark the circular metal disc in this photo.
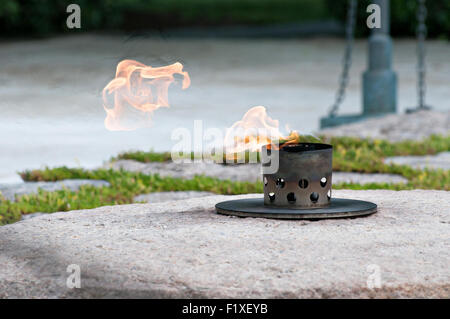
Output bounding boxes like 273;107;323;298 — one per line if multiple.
216;198;377;220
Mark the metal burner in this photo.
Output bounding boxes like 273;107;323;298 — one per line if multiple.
216;143;377;220
262;143;332;208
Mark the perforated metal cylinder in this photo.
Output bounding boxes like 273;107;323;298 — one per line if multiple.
261;143;332;208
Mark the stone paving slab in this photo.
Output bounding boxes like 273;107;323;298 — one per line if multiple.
0;180;110;202
333;172;408;184
19;191;216;221
1;190;448;298
318;111;450;142
385;152;450;170
106;160;408;184
105;160;262;182
20;213;46;221
134;191;215;203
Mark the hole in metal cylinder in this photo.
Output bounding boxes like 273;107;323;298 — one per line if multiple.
287;192;296;203
320;177;327;187
298;179;309;189
268;192;275;202
276;178;285;188
310;192;319;203
264;177;268;186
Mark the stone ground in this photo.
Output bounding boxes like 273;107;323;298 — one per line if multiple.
1;35;449;183
1;190;449;298
385;152;450;170
134;191;215;203
319;110;450;142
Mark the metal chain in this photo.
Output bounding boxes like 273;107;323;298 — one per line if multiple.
328;0;357;117
416;0;428;110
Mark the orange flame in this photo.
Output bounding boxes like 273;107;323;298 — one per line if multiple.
224;106;300;157
102;60;190;131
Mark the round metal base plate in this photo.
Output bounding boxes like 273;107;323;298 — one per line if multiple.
216;198;377;220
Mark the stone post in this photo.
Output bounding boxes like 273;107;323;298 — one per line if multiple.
320;0;398;128
362;0;397;115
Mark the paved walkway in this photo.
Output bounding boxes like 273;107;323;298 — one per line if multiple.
1;35;449;183
385;152;450;170
319;110;449;141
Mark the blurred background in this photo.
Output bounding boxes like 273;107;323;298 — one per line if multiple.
1;0;448;38
0;0;449;183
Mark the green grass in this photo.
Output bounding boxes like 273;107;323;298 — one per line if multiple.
113;150;173;163
325;134;450;158
1;134;448;226
326;135;450;190
18;167;262;195
115;135;450;164
0;169;263;226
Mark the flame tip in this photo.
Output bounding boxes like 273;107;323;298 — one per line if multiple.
224;106;303;156
102;59;190;131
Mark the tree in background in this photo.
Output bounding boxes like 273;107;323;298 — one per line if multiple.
0;0;448;38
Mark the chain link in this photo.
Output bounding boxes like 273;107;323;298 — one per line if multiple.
416;0;428;109
328;0;357;117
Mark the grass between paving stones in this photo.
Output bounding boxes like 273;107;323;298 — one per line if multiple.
328;135;450;190
113;150;173;163
111;134;450;190
0;170;264;225
1;135;448;226
114;134;450;163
